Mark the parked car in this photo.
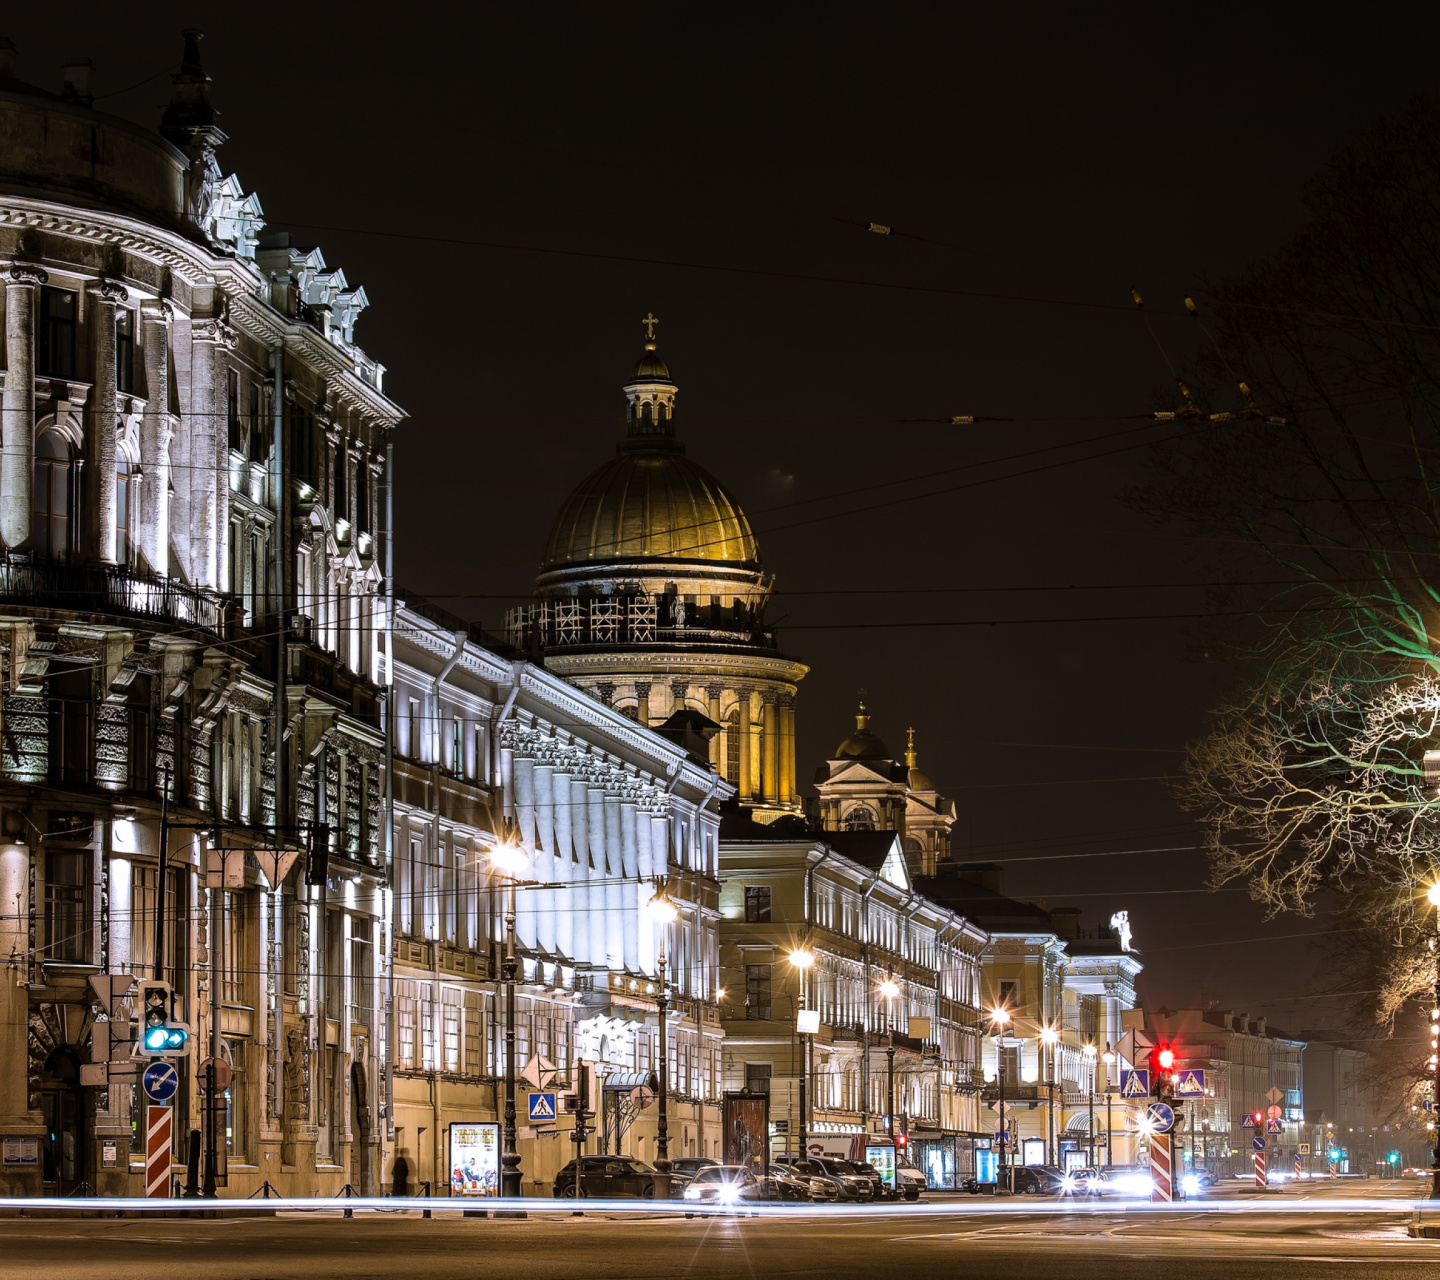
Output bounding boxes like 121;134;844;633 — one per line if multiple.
669;1157;719;1179
776;1156;873;1202
1008;1165;1064;1195
839;1160;892;1201
894;1163;927;1201
552;1154;662;1198
1077;1166;1154;1197
682;1165;771;1215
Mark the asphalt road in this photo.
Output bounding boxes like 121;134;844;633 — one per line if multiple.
5;1185;1440;1280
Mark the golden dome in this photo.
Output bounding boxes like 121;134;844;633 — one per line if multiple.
540;447;760;570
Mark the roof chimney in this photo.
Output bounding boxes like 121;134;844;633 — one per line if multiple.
60;58;94;107
0;38;18;80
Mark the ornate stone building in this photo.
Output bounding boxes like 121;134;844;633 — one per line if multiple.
506;323;806;819
814;701;956;876
0;34;397;1196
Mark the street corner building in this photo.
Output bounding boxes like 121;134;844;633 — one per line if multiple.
0;35;399;1195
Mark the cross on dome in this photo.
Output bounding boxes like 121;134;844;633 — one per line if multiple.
642;312;659;348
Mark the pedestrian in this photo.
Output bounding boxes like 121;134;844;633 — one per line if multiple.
392;1149;411;1197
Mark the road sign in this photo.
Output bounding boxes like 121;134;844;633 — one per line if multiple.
1423;1099;1434;1113
146;1105;172;1198
1145;1102;1175;1134
1298;1143;1312;1155
528;1091;557;1122
1175;1069;1206;1096
199;1057;232;1092
628;1086;655;1111
86;973;134;1015
1266;1104;1282;1120
521;1055;557;1090
1118;1029;1152;1068
1265;1086;1284;1105
1253;1136;1267;1151
1241;1113;1255;1129
1120;1069;1149;1097
1266;1119;1282;1134
142;1060;179;1103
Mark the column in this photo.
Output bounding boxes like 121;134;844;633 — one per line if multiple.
587;785;608;968
553;765;574;961
736;688;753;800
512;754;538;949
670;680;688;720
604;790;623;969
1;263;46;550
568;774;589;966
87;280;126;564
705;685;723;770
190;316;222;589
779;696;795;805
620;797;639;972
634;681;651;726
761;695;778;803
138;300;173;575
534;760;556;955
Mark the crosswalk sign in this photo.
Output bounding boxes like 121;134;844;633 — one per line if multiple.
528;1091;557;1122
1175;1070;1206;1096
1120;1069;1149;1098
1298;1143;1311;1155
1266;1118;1282;1134
1241;1113;1255;1129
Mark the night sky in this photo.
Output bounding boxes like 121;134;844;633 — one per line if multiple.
16;3;1440;1031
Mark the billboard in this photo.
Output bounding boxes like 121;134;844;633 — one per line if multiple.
723;1092;769;1176
449;1122;500;1197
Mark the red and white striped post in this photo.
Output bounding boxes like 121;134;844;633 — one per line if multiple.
1149;1133;1173;1202
146;1104;172;1199
1254;1146;1268;1189
1293;1151;1302;1179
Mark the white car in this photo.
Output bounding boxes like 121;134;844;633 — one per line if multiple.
893;1164;926;1201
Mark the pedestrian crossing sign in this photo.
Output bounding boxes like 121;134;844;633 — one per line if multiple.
1241;1113;1255;1129
528;1091;557;1123
1120;1069;1149;1097
1175;1070;1206;1096
1266;1119;1282;1134
1298;1143;1311;1155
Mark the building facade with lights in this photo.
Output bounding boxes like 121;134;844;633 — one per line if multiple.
504;329;807;820
0;36;397;1197
387;593;731;1195
715;812;987;1185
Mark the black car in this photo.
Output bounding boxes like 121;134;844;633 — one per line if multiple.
1008;1165;1064;1195
552;1154;662;1198
793;1157;874;1202
840;1160;893;1201
669;1157;719;1178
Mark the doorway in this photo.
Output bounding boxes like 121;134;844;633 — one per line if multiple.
39;1047;86;1193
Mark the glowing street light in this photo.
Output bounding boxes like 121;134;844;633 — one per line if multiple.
790;947;816;1161
648;888;679;1198
490;818;527;1199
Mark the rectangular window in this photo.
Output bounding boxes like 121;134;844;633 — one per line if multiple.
49;665;92;785
396;979;417;1069
745;964;772;1020
451;718;462;775
407;698;420;760
442;986;461;1073
130;863;186;983
227;368;242;452
350;917;373;1026
116;308;135;393
223;1039;248;1163
998;979;1019;1012
37;287;77;378
463;989;486;1076
248;381;266;464
744;885;771;923
283;892;302;996
128;675;154;794
745;1062;772;1095
221;890;248;1004
44;851;89;963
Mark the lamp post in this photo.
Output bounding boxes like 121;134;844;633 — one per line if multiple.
1083;1042;1097;1169
1427;882;1440;1200
1101;1045;1116;1168
1041;1026;1058;1167
489;821;528;1201
790;948;816;1161
880;976;901;1145
648;889;679;1200
990;1007;1011;1187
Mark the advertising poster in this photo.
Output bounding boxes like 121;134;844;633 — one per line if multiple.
449;1122;500;1197
723;1092;769;1175
865;1144;895;1188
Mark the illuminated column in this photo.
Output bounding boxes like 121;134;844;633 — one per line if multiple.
620;797;639;971
553;763;574;960
534;759;556;955
1;263;45;550
604;787;623;969
138;299;174;575
512;753;538;949
190;316;223;589
670;680;689;720
705;685;723;770
568;774;589;964
779;696;795;805
87;280;127;564
635;681;651;726
761;695;778;803
737;689;753;800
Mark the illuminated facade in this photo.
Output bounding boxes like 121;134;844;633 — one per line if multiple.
388;593;731;1191
505;326;807;819
0;35;397;1196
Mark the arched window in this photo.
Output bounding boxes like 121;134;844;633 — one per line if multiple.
116;457;133;566
34;433;72;562
843;804;876;832
726;708;740;785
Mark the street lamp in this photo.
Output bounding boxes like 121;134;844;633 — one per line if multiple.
647;888;679;1200
1101;1045;1116;1168
1427;881;1440;1200
790;948;816;1162
489;820;529;1200
1041;1026;1058;1166
1082;1042;1098;1169
990;1007;1011;1186
880;976;901;1144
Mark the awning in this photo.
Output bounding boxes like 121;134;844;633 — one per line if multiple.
1065;1113;1097;1134
601;1070;659;1093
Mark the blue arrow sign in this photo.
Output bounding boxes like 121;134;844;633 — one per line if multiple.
1145;1102;1175;1134
1120;1069;1149;1098
528;1091;557;1122
1175;1069;1206;1096
142;1059;178;1103
1253;1136;1267;1151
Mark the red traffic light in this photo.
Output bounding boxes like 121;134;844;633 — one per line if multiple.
1253;1111;1264;1126
896;1134;908;1147
1155;1045;1176;1073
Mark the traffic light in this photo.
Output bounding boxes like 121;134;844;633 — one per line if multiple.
134;979;190;1057
1253;1111;1264;1129
1151;1043;1177;1096
896;1134;908;1149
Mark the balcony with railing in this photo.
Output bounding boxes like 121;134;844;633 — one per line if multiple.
504;594;777;653
0;558;223;631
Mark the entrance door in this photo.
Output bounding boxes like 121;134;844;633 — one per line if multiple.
39;1048;85;1193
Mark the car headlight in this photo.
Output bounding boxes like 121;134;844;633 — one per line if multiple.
1182;1174;1200;1193
1061;1175;1075;1192
683;1187;702;1200
717;1186;739;1205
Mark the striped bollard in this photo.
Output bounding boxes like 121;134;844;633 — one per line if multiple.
1149;1133;1173;1202
1254;1148;1267;1189
146;1104;173;1198
1293;1152;1302;1180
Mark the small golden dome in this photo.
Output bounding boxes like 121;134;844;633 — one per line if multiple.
540;448;759;570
